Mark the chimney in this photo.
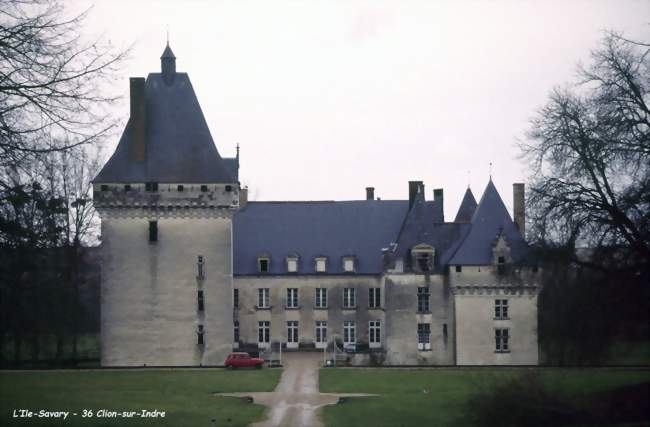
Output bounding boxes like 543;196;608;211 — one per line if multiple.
513;183;525;238
129;77;146;162
239;186;248;209
366;187;375;200
433;188;444;222
408;181;424;209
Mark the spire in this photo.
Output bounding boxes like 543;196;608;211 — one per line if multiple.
161;42;176;83
454;187;477;223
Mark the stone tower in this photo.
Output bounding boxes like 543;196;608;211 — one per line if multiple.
93;44;239;366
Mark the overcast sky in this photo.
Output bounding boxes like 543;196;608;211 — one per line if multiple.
73;0;648;219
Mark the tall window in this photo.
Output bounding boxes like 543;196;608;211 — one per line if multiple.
495;328;509;352
197;255;204;279
343;321;356;347
369;321;381;347
234;321;239;342
343;288;356;308
417;323;431;351
315;288;327;308
233;289;239;309
417;287;430;312
258;321;270;344
197;324;204;345
287;321;299;344
315;257;327;272
258;257;270;273
287;257;298;273
411;244;434;272
287;288;299;308
197;290;204;311
342;257;355;272
369;288;381;308
315;321;327;344
258;288;270;309
148;221;158;243
497;256;506;274
495;299;509;319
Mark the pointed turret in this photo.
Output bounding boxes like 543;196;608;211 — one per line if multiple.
161;43;176;81
454;187;477;223
448;180;527;265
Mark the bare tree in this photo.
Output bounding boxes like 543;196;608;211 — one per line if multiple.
522;31;650;272
0;0;128;169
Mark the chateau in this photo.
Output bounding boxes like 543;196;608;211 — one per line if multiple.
93;45;541;367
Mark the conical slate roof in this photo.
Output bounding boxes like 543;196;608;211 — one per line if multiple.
448;180;527;265
161;43;176;59
94;70;234;183
454;187;477;223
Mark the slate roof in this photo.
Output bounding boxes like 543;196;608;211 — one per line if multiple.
448;180;528;265
233;201;409;275
94;72;234;183
223;158;239;181
454;187;477;223
392;189;469;272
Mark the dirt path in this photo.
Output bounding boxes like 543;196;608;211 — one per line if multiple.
217;352;372;427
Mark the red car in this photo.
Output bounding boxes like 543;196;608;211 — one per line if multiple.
224;352;265;369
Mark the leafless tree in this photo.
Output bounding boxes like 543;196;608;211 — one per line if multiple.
0;0;128;169
522;31;650;272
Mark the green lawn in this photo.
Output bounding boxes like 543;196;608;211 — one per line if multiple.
0;368;281;426
320;368;650;427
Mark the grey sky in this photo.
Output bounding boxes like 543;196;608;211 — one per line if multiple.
74;0;648;219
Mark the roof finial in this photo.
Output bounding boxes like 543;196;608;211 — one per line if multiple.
467;170;471;188
236;143;240;160
489;162;493;181
166;25;169;46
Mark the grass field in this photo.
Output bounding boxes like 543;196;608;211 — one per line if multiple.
320;368;650;427
0;368;281;427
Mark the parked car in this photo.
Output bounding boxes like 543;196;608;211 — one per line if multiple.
224;352;265;369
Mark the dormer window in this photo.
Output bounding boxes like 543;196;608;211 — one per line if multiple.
286;256;298;273
177;184;184;192
124;184;131;192
411;244;435;273
145;182;158;192
342;256;355;273
315;257;327;273
258;256;270;273
200;185;208;192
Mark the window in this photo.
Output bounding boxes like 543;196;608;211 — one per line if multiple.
315;288;327;309
234;321;239;342
197;290;204;311
315;321;327;345
287;257;298;273
343;321;356;348
258;288;270;309
369;288;381;309
197;255;204;279
417;287;430;313
258;321;270;344
197;324;204;345
343;288;356;309
225;185;232;192
443;323;448;343
148;221;158;243
532;265;539;273
124;184;131;192
286;288;299;308
411;244;435;272
495;299;509;319
417;323;431;351
369;321;381;348
258;257;270;273
233;289;239;309
200;185;208;192
287;321;299;344
455;265;462;273
177;184;184;192
100;184;109;191
145;182;158;192
497;256;506;275
342;257;355;272
495;328;509;352
315;257;327;272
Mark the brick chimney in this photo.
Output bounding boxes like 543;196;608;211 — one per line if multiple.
408;181;424;209
128;77;146;162
433;188;444;223
366;187;375;200
513;183;525;238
